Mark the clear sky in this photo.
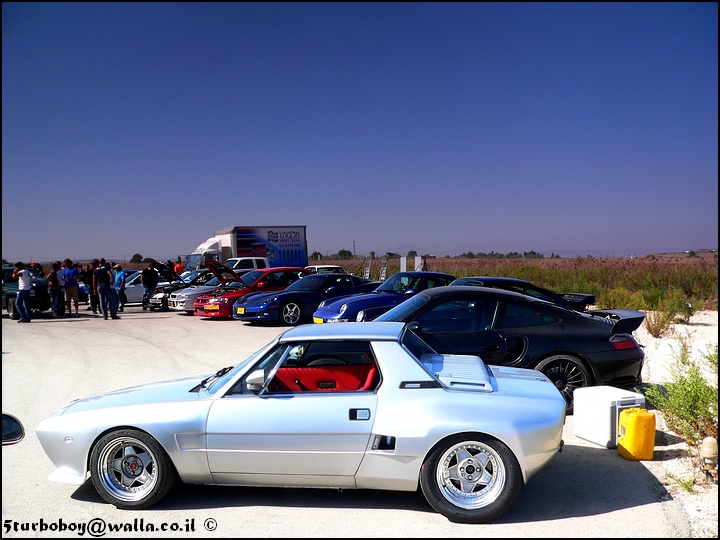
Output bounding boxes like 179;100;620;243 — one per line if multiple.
2;3;718;263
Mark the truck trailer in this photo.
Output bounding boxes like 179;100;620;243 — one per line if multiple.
184;226;308;272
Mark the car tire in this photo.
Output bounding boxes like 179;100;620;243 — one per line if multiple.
420;434;522;524
8;297;19;320
280;301;303;325
90;429;177;509
534;354;591;413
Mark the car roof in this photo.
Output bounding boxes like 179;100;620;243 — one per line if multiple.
451;276;533;287
421;285;558;305
279;321;406;342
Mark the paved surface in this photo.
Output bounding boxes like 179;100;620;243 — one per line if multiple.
2;306;691;537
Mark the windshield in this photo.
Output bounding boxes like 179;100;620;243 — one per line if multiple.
375;273;417;293
375;293;428;321
241;270;264;286
284;274;327;292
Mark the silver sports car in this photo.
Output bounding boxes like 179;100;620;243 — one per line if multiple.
36;322;566;523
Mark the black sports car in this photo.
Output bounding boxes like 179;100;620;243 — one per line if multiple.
375;286;645;412
450;276;596;311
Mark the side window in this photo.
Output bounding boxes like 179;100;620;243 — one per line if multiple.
267;341;379;394
495;302;559;329
258;260;268;268
335;276;353;289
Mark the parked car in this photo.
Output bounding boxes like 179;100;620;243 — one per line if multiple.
35;321;566;523
148;269;214;311
224;256;270;274
122;263;177;305
194;267;311;319
168;260;244;314
2;265;51;319
305;264;349;274
313;271;456;323
374;286;645;412
450;276;596;311
234;273;380;326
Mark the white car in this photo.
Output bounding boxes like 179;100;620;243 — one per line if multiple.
35;321;566;523
305;264;349;274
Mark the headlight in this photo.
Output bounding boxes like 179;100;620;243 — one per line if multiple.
356;310;365;322
319;300;326;308
339;304;347;316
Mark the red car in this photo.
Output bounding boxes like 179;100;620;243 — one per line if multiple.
193;266;311;319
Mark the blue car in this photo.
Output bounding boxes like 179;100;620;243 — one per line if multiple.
234;273;380;326
312;271;456;323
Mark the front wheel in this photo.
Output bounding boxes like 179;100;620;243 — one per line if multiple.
534;354;591;413
7;297;19;320
280;301;303;325
90;429;177;509
420;435;522;523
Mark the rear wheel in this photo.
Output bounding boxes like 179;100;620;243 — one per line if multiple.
280;301;303;325
534;354;591;413
420;434;522;523
90;429;177;509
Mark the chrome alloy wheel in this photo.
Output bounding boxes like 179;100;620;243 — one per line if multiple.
436;440;506;510
95;436;159;503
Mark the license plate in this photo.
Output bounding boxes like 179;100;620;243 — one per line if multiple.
205;305;219;311
313;317;324;324
236;307;245;315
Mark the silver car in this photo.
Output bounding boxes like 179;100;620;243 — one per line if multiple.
36;322;565;523
168;260;243;314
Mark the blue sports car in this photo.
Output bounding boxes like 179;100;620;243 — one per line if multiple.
234;273;380;325
313;271;456;323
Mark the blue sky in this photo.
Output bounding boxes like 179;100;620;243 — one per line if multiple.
3;3;718;263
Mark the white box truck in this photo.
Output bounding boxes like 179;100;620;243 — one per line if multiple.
184;226;308;272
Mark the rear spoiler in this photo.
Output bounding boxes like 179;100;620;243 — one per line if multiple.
560;293;596;310
587;308;646;334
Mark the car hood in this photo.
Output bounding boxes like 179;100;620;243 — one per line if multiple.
59;374;207;415
320;291;398;311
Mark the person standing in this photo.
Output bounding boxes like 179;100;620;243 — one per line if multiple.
87;259;101;314
114;264;127;312
62;259;81;317
93;258;120;320
140;262;159;310
174;257;184;274
46;262;63;318
12;262;32;322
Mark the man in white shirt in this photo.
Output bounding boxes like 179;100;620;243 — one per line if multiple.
11;262;32;322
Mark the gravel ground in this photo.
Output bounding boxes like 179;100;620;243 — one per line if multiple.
634;310;718;538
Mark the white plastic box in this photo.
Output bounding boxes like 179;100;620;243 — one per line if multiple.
573;386;646;448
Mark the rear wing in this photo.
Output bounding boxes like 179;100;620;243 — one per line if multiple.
587;308;646;334
559;292;596;310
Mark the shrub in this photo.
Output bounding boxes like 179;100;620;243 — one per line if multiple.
644;310;675;338
645;343;718;446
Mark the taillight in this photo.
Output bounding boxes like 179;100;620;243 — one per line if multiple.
610;333;638;350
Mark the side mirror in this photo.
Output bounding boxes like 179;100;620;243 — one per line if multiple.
257;282;266;288
2;414;25;446
406;321;423;334
404;289;416;297
245;369;266;394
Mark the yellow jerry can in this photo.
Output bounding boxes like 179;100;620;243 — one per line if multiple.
617;407;655;461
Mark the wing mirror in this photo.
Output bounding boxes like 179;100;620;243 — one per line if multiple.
2;414;25;446
404;288;416;297
406;321;423;334
245;369;266;394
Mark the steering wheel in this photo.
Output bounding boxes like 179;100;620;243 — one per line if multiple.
304;356;351;366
